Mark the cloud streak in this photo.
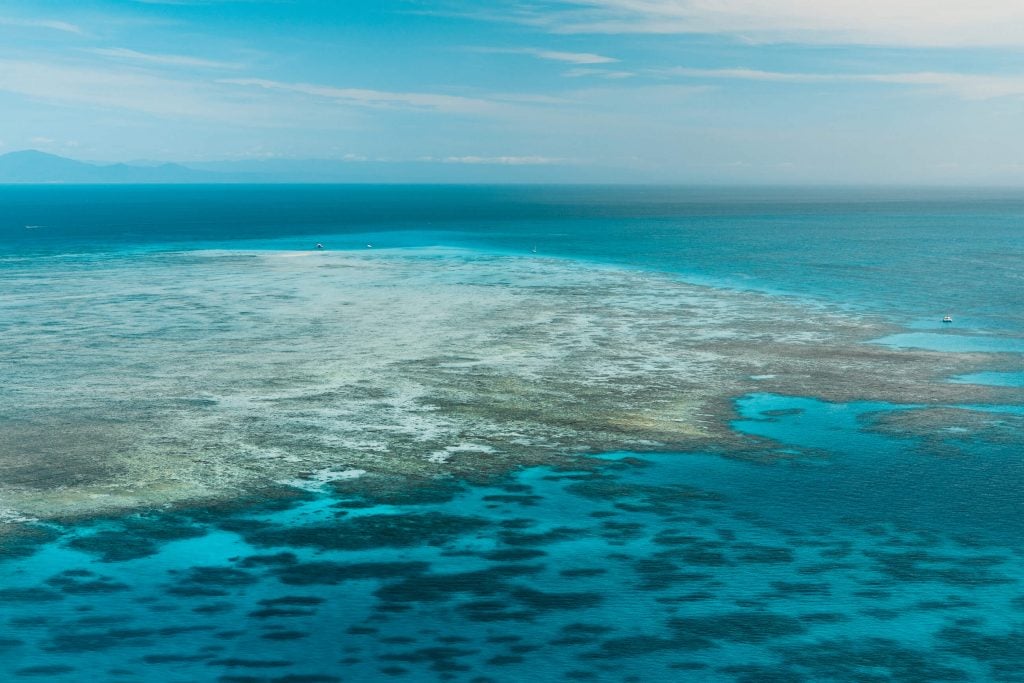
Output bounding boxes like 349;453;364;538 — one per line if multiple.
523;48;618;64
563;67;634;79
0;16;83;34
468;46;618;64
89;48;241;70
667;67;1024;99
512;0;1024;47
0;59;349;126
220;77;506;114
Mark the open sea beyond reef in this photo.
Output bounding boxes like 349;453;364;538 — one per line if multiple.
1;185;1023;682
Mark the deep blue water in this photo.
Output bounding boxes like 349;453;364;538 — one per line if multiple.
1;186;1022;682
3;185;1024;330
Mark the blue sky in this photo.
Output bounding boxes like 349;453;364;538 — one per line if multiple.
2;0;1024;182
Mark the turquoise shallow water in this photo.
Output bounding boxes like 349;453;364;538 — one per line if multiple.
0;394;1021;681
1;186;1023;681
872;333;1024;354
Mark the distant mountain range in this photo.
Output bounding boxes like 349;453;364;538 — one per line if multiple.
0;150;226;183
0;150;607;184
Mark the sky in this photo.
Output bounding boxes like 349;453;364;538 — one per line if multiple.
2;0;1024;183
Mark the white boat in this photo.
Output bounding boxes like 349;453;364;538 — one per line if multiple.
942;315;953;323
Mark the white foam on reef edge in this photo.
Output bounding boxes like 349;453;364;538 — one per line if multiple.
0;508;39;524
278;468;367;492
427;443;496;464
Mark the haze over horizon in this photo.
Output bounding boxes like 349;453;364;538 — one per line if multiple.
3;1;1024;183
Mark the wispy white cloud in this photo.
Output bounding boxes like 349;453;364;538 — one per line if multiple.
563;67;634;79
0;59;345;125
0;16;83;35
667;67;1024;99
490;92;571;105
496;0;1024;47
526;48;618;64
467;46;618;64
89;48;241;70
220;77;505;114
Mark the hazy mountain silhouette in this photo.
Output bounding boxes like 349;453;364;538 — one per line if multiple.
0;150;604;184
0;150;223;183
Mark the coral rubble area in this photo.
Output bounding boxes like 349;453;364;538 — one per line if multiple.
0;248;1017;526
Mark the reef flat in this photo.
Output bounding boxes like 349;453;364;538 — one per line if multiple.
1;248;1017;526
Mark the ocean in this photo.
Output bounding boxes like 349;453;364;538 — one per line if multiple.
0;185;1022;682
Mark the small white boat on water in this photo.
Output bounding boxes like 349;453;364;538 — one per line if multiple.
943;315;953;323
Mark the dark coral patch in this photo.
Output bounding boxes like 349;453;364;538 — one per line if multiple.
237;552;299;568
175;566;258;587
193;602;235;614
374;565;542;603
778;637;969;681
766;581;831;598
499;526;589;546
510;587;603;611
208;659;293;668
0;524;61;561
245;513;489;551
482;494;542;506
15;665;76;677
260;595;325;606
343;478;464;506
249;607;316;618
482;548;546;562
799;612;849;624
143;653;212;663
587;634;712;659
46;571;129;594
936;625;1024;677
718;663;807;682
864;550;1013;587
668;611;806;644
66;515;205;562
380;646;479;667
559;568;606;578
458;600;535;622
0;587;63;603
44;628;158;653
498;518;537;530
733;544;794;564
273;560;429;586
261;631;309;641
